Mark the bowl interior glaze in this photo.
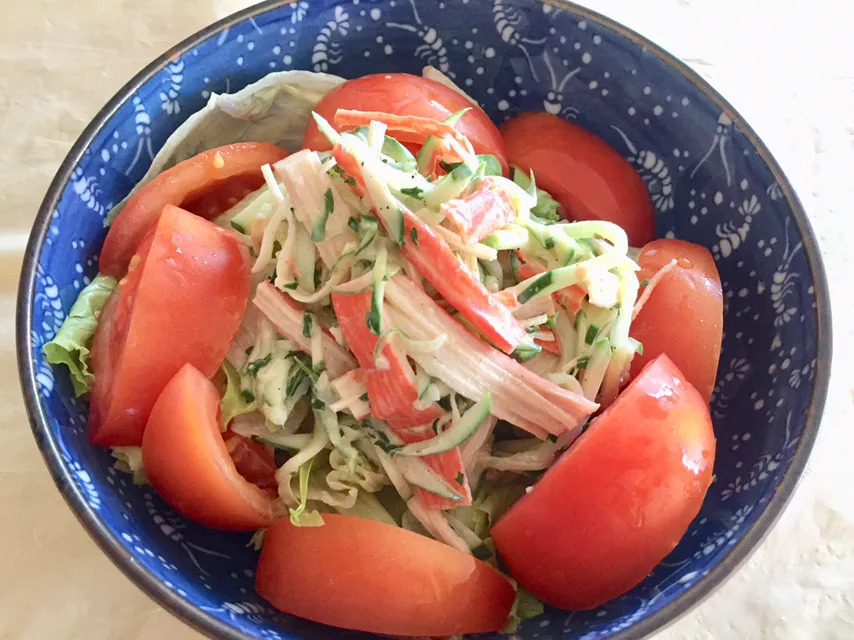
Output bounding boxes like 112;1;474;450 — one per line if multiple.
18;1;830;639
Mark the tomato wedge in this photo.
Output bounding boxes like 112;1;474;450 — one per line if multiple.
256;515;515;636
492;355;716;610
303;73;507;174
142;364;275;531
88;204;251;447
100;142;287;276
500;112;655;246
630;239;723;403
224;432;277;490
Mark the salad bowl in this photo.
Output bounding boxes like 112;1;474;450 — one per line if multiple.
17;0;830;638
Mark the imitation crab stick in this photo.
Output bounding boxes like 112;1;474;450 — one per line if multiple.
441;178;520;245
384;275;598;440
331;290;471;509
333;109;475;154
398;211;528;354
253;282;357;379
331;290;444;426
320;113;528;354
334;155;526;352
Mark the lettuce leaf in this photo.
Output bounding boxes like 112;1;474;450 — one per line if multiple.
512;167;561;222
504;588;545;633
111;446;148;485
43;274;116;396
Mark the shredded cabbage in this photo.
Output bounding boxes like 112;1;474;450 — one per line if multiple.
220;361;256;430
289;457;324;527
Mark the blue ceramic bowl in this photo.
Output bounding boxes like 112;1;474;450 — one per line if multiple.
17;1;831;638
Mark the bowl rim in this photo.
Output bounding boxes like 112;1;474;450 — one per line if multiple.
16;1;832;639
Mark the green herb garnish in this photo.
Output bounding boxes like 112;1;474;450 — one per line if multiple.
245;354;272;377
400;186;424;199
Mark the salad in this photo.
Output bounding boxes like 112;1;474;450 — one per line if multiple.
46;70;722;637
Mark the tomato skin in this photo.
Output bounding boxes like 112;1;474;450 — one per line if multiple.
492;355;715;611
630;239;723;403
224;432;278;490
100;142;287;276
88;204;251;447
256;515;515;636
500;112;655;246
303;73;508;174
142;364;275;531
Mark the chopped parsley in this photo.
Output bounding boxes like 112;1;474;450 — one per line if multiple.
585;325;599;345
245;354;272;377
439;160;463;173
311;188;334;241
372;429;396;453
400;186;424;199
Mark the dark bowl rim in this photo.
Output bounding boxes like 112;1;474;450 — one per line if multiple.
16;1;832;639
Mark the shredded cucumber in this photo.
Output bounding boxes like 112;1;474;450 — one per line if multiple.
423;163;476;210
226;182;280;234
396;393;491;457
293;222;316;293
349;125;418;172
580;337;612;401
366;246;388;336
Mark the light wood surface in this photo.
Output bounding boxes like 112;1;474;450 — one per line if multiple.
1;1;851;638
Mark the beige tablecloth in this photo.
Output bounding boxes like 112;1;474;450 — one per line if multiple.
1;1;852;638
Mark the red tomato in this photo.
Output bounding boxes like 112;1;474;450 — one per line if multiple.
100;143;287;276
630;239;723;403
224;432;278;490
88;204;251;447
142;364;275;531
256;515;515;636
500;112;655;246
492;355;716;611
181;173;267;219
302;73;508;174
